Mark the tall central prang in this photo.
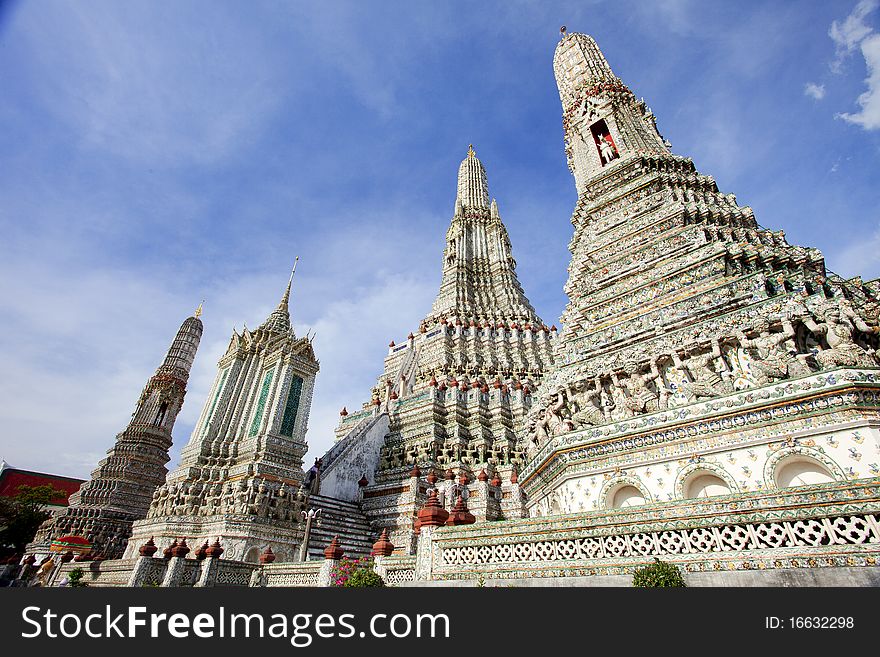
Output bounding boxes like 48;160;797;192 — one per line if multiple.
520;30;880;516
320;146;555;551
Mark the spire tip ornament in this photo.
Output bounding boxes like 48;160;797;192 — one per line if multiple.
194;301;204;319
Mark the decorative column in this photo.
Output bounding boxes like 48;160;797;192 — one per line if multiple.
371;529;395;579
318;536;344;587
442;469;456;511
160;539;190;587
473;469;490;521
414;490;449;582
446;496;476;526
196;539;223;587
501;469;527;519
127;538;161;586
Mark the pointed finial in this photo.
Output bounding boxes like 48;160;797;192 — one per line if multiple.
289;256;299;286
280;256;299;306
193;300;204;318
467;143;475;158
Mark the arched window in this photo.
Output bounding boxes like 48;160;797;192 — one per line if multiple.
153;402;168;427
609;485;646;509
244;546;261;564
684;473;731;499
775;458;835;488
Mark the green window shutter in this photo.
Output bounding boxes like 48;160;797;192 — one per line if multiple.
201;368;229;436
279;375;304;437
248;367;276;437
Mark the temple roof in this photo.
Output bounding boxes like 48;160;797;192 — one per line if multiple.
258;262;298;335
456;144;490;209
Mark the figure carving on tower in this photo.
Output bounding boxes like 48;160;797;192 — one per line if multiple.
797;301;879;369
564;375;605;427
672;339;733;401
735;316;810;384
617;358;663;415
252;480;272;518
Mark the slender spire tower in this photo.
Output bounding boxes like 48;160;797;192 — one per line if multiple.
30;309;203;558
127;268;320;563
430;145;541;326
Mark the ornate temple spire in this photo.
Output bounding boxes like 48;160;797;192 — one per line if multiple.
156;311;204;385
553;30;670;193
455;144;490;210
429;147;540;325
259;258;298;334
29;309;204;558
553;30;618;112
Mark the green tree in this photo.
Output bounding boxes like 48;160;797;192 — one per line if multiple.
0;484;67;557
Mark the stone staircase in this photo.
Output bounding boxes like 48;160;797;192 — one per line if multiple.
304;494;374;561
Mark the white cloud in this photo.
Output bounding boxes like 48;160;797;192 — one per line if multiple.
12;2;285;167
830;0;878;72
804;82;826;99
837;34;880;129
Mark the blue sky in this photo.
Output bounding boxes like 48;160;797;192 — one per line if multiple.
1;0;878;479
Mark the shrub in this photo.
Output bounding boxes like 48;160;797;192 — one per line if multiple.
632;558;686;588
67;567;88;588
330;556;385;588
343;567;385;588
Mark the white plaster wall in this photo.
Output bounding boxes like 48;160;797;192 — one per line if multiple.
530;425;880;516
319;414;390;502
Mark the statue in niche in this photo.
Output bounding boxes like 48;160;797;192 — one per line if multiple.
437;443;454;465
417;440;435;462
599;385;616;421
463;444;479;464
564;375;606;427
797;301;878;368
617;358;663;415
163;483;179;516
672;339;733;401
597;132;618;164
735;316;810;384
221;482;236;514
404;443;418;463
291;486;307;521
